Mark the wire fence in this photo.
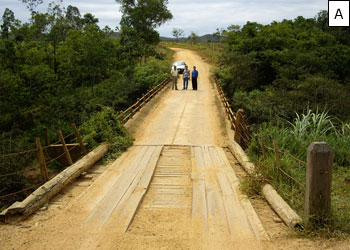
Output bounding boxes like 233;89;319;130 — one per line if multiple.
260;138;306;189
0;148;38;159
0;125;86;202
0;182;43;200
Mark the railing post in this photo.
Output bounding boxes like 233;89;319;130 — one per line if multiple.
44;128;49;146
72;124;87;155
261;136;267;161
234;109;244;146
305;142;333;223
58;130;73;165
273;140;281;177
36;138;49;182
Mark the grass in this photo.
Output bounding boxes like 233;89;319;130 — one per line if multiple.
161;41;222;65
244;109;350;238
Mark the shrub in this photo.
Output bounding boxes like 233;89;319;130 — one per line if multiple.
80;107;134;159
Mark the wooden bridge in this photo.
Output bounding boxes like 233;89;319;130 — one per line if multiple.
0;48;307;250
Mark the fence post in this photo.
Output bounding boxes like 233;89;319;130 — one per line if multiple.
261;136;267;161
234;109;244;146
72;124;87;155
44;128;49;146
273;140;281;175
120;112;125;123
58;130;73;165
305;142;333;222
36;138;49;182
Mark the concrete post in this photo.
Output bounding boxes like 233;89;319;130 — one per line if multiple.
304;142;333;222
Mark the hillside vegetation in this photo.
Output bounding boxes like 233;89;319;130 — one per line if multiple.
0;1;173;209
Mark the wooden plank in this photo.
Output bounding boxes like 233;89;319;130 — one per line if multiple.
202;147;226;220
65;147;132;211
118;188;146;231
215;147;270;241
192;179;208;230
116;146;163;232
216;171;254;239
191;146;205;180
137;146;163;188
99;146;156;227
83;146;153;227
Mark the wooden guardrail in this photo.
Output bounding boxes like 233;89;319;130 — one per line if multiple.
215;78;251;149
118;77;171;124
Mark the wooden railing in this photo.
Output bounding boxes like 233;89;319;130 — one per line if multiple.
215;78;251;149
118;77;171;124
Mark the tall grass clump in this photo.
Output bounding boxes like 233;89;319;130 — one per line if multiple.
246;109;350;237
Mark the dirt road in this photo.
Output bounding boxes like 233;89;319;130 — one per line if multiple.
1;48;349;250
131;48;226;146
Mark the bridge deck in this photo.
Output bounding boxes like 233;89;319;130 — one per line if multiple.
74;145;267;249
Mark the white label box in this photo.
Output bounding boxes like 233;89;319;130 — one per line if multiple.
328;0;350;27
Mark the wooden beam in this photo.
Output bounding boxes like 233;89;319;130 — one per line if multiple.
263;184;302;228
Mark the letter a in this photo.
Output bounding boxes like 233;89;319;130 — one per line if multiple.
334;9;344;19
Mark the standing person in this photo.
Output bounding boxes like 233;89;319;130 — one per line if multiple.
191;66;198;90
183;65;190;90
171;65;178;90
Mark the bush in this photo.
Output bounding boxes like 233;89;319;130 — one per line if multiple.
80;107;134;159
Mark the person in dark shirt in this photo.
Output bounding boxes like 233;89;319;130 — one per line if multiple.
191;66;198;90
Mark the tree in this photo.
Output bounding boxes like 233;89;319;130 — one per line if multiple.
188;32;198;44
66;5;82;30
212;27;225;43
172;28;184;42
1;8;19;39
21;0;44;16
116;0;172;62
82;13;99;28
227;24;240;32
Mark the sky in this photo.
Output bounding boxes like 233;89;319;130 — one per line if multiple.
1;0;327;37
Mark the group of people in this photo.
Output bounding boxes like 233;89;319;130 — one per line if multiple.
171;65;198;91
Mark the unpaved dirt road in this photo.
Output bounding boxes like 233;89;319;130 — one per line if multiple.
1;48;349;250
131;48;226;146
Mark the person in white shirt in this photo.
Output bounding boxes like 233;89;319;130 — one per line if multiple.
171;66;178;90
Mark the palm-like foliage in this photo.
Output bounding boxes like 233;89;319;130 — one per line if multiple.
288;109;336;138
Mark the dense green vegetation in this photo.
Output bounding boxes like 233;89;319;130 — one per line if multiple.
246;110;350;236
218;12;350;124
215;12;350;236
0;0;172;209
